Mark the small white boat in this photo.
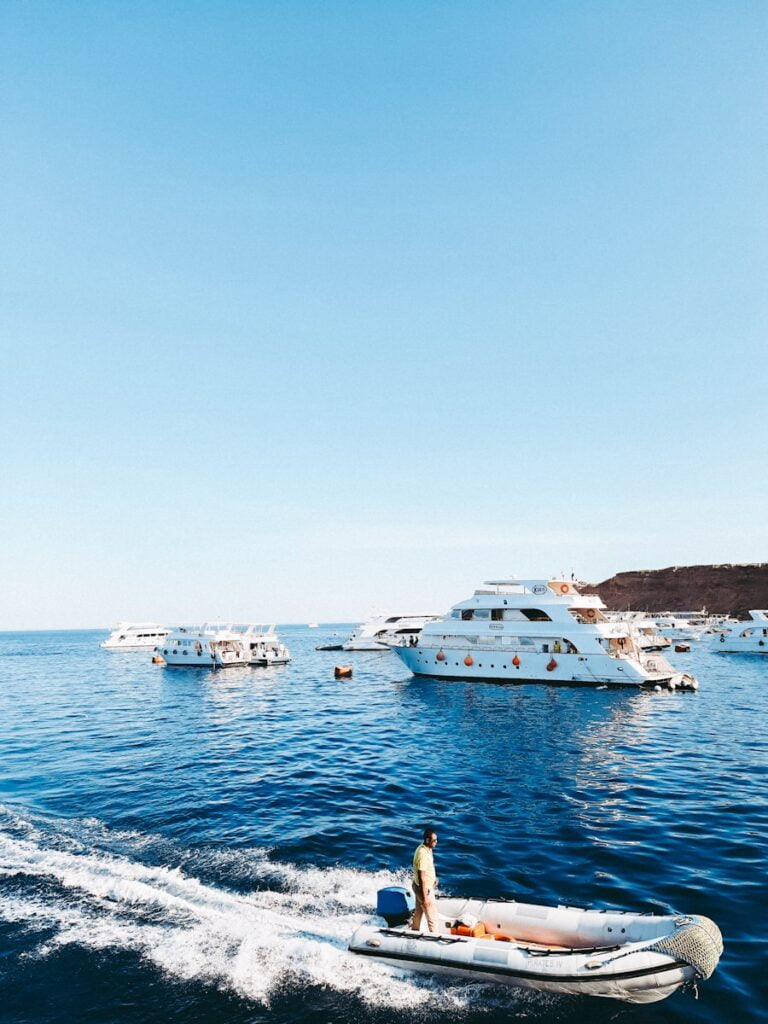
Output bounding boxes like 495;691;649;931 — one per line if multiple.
349;887;722;1005
248;636;291;665
101;623;171;650
716;610;768;653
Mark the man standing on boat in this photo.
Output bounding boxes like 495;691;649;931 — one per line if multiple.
410;827;439;933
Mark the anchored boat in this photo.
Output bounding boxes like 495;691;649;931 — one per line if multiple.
349;887;722;1004
391;577;699;690
341;613;442;651
101;622;171;650
158;624;291;667
716;610;768;654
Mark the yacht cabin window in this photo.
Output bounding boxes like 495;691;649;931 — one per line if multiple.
457;608;551;622
520;609;552;622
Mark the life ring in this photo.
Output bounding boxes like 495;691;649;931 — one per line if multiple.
559;584;569;594
586;609;596;619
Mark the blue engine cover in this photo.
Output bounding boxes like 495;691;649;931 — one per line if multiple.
376;886;415;925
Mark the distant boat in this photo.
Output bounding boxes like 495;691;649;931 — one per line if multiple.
101;623;171;651
652;613;706;642
603;611;671;651
341;614;441;651
716;610;768;653
158;624;291;668
308;622;319;628
315;631;344;651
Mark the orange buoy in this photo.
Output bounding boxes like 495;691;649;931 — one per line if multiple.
546;658;558;671
512;655;520;667
334;665;353;678
464;654;474;666
436;649;446;662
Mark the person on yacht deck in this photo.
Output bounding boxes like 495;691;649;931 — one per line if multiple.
410;827;439;933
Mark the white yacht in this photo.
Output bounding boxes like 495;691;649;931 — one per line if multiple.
342;614;441;651
392;578;698;690
704;614;740;635
603;611;671;651
101;622;171;650
158;624;291;668
716;610;768;654
652;614;706;642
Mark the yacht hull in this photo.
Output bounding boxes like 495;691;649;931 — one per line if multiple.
101;642;163;651
394;645;684;689
716;642;768;654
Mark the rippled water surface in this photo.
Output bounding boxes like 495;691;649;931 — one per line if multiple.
0;628;766;1023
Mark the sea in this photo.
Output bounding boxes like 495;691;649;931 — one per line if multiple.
0;627;765;1024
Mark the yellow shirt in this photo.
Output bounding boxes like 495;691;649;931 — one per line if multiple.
412;843;436;889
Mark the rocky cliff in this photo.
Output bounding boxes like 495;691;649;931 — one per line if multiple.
583;563;768;617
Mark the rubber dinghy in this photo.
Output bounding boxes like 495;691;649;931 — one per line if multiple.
349;887;723;1004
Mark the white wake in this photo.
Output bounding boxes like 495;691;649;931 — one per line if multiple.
0;808;539;1013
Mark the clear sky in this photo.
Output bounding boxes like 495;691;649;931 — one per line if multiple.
1;2;766;629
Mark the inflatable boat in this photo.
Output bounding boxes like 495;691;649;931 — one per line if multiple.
349;887;722;1004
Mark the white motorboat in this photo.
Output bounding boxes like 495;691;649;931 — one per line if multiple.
349;887;722;1005
248;635;292;665
342;614;441;651
158;624;291;668
100;622;171;650
391;578;699;690
716;610;768;653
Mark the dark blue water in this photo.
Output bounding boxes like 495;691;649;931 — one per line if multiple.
0;628;765;1023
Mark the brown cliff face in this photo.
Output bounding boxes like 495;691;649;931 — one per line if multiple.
582;564;768;618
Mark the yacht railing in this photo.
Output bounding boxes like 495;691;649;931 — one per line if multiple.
411;635;648;661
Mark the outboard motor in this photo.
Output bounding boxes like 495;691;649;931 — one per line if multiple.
376;886;415;927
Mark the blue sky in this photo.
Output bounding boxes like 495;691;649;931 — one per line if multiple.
1;2;766;628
